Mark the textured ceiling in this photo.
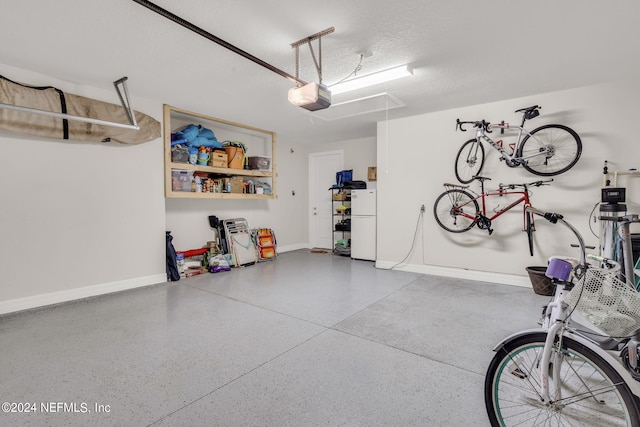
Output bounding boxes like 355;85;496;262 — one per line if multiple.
1;0;640;144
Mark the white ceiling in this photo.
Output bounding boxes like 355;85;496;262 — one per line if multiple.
2;0;640;145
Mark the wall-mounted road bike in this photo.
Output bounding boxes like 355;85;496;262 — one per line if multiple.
455;105;582;184
433;176;551;255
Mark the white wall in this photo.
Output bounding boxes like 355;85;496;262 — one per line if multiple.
376;79;640;284
0;65;166;312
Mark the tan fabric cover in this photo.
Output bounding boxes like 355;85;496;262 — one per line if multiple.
0;76;160;144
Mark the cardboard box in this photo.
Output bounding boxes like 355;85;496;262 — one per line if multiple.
209;151;228;168
230;176;244;193
368;166;377;181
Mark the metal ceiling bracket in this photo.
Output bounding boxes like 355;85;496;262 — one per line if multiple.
290;27;335;86
114;77;138;128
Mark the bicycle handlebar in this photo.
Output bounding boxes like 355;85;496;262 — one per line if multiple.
586;253;621;271
456;118;491;133
498;178;553;190
526;206;586;266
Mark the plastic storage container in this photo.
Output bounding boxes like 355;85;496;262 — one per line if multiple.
171;170;194;192
248;156;271;170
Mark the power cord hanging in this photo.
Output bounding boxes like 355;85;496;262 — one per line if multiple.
328;54;364;87
588;201;600;238
378;205;425;270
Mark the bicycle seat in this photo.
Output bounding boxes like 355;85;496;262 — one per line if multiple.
515;105;540;113
473;176;492;182
515;105;541;120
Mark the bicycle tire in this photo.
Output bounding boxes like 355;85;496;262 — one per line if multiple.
525;211;534;256
455;138;485;184
517;124;582;176
433;189;479;232
485;332;640;427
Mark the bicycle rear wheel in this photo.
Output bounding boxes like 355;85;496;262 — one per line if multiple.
485;332;640;426
455;138;485;184
517;124;582;176
433;189;479;232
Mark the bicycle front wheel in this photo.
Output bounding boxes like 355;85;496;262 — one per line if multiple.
455;138;485;184
433;189;479;232
485;332;640;426
517;124;582;176
525;211;534;256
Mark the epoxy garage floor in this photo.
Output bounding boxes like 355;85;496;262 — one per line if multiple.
0;250;547;426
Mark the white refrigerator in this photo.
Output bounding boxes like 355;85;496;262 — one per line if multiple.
350;189;377;261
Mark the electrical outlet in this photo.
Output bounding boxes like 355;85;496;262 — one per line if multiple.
420;204;425;213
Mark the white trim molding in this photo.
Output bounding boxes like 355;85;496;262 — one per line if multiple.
0;274;167;316
375;260;532;288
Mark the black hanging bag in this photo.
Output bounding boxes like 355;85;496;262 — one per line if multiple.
166;231;180;281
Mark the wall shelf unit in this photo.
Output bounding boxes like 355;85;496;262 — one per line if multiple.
163;104;277;199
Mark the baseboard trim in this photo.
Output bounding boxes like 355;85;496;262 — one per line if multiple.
277;243;309;253
0;274;167;316
0;261;531;315
374;261;531;288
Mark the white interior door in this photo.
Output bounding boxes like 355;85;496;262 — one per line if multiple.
309;150;343;249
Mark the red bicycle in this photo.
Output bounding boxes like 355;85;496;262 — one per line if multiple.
433;176;552;254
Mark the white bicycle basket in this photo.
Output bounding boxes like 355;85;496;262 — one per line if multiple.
562;267;640;338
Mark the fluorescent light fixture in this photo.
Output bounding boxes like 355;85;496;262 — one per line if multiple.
288;82;331;111
329;65;413;95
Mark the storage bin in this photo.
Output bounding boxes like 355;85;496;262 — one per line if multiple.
225;146;245;169
248;156;271;170
171;170;194;192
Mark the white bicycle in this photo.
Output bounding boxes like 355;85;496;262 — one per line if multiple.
455;105;582;184
485;207;640;426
